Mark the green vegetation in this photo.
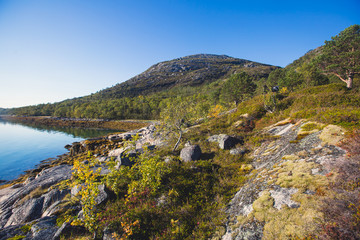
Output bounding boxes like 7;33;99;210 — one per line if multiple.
9;54;276;120
57;113;252;239
221;72;257;105
70;156;102;233
316;24;360;89
159;97;206;151
19;224;32;234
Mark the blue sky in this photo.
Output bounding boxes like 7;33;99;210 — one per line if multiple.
0;0;359;108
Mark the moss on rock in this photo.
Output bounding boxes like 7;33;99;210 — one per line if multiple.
296;121;325;140
275;160;327;191
319;124;346;146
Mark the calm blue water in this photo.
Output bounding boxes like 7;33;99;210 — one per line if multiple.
0;119;115;181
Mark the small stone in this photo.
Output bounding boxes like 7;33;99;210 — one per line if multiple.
95;184;109;205
311;168;321;175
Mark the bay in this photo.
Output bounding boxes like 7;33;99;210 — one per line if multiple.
0;119;115;181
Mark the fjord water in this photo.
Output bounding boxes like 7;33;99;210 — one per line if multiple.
0;119;114;181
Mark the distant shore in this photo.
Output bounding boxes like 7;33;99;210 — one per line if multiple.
0;115;150;131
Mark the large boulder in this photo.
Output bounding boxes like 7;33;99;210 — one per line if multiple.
208;134;243;150
180;145;202;162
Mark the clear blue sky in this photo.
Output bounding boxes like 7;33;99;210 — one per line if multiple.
0;0;359;108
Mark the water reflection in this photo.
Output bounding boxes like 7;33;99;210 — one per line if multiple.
0;118;117;138
0;118;117;181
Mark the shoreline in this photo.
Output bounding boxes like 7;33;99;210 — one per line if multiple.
0;115;151;131
0;116;152;187
0;115;149;132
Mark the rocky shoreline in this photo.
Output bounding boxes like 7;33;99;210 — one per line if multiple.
0;116;353;239
0;122;160;239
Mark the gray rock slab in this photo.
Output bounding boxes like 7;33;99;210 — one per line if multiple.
42;189;69;211
0;165;72;216
30;216;58;240
5;197;45;227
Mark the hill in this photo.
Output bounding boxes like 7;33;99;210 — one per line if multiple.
91;54;278;99
10;54;278;119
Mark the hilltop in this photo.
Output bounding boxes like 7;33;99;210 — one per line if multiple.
91;54;278;99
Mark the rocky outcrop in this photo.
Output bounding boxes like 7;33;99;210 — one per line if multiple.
0;165;71;218
105;124;162;168
222;120;347;239
0;165;72;238
0;217;58;240
0;123;164;238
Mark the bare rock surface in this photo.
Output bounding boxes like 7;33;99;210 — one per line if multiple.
0;165;72;229
222;120;347;239
269;187;300;209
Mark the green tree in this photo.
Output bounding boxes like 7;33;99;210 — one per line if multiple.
297;62;329;87
267;68;285;87
221;72;257;105
316;24;360;89
160;97;198;152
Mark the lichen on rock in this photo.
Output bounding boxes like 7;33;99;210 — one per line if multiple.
222;118;346;240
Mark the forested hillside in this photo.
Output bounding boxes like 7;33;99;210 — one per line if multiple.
8;26;360;124
0;108;9;115
10;54;278;119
